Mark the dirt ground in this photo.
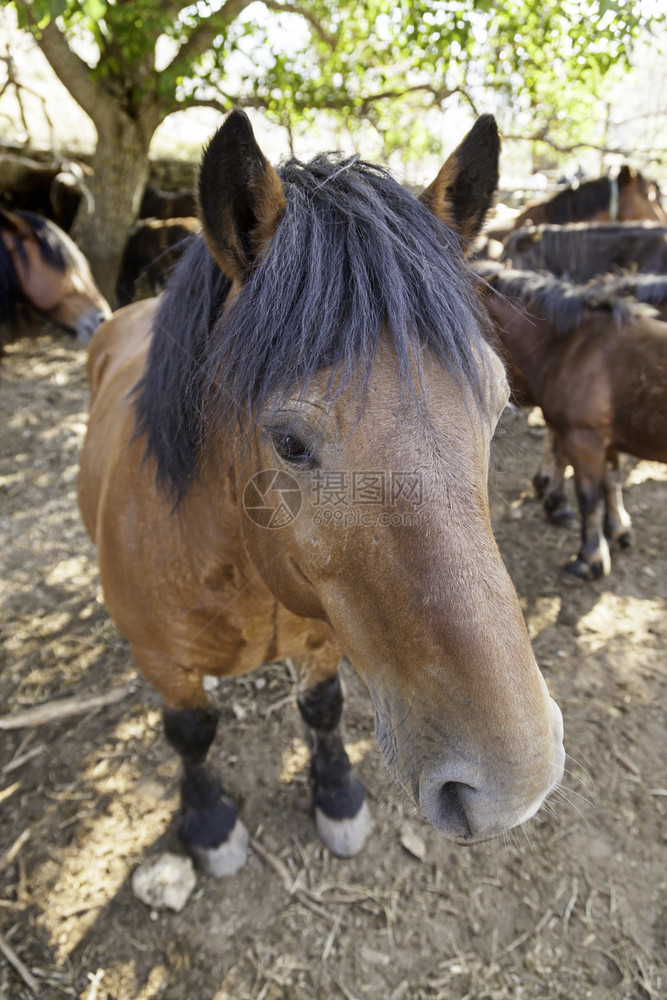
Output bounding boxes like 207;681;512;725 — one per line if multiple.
1;332;666;1000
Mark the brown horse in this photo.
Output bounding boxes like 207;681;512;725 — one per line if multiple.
478;262;667;579
139;183;197;219
510;166;667;231
500;221;667;282
115;216;201;307
0;209;110;348
79;111;564;877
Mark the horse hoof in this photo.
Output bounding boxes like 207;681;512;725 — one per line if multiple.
313;779;372;857
565;557;605;581
315;798;373;858
617;531;632;549
546;505;575;527
189;817;249;877
565;557;595;581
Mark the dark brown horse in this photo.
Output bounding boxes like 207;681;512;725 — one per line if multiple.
116;216;201;306
510;166;666;231
0;209;110;348
500;221;667;281
78;111;564;877
139;184;197;219
0;153;93;232
478;262;667;579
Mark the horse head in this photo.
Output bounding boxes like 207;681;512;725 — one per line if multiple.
186;112;565;843
0;210;110;343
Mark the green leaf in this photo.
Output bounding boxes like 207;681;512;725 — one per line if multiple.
81;0;107;20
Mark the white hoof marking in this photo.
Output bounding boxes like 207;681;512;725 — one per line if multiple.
315;799;373;858
190;817;249;877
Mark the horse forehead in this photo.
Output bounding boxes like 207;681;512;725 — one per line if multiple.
287;340;506;444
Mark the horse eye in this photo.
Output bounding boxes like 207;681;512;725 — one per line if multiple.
270;431;313;466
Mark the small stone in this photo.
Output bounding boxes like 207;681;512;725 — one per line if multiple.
399;821;426;860
131;852;196;912
360;945;391;967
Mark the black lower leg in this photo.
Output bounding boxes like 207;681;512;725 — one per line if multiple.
298;676;365;821
543;487;574;525
163;705;239;852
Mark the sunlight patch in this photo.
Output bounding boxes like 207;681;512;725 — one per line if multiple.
34;712;176;962
577;593;664;655
45;555;92;587
625;460;667;486
279;736;374;783
526;595;562;640
279;738;310;783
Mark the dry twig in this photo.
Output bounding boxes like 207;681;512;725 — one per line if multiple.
0;684;134;730
0;929;40;994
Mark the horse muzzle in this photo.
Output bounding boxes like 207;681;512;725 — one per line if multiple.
375;689;565;845
416;696;565;844
74;306;110;345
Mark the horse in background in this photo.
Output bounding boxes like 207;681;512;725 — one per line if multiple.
116;216;200;307
0;209;110;350
509;166;666;231
477;261;667;580
500;221;667;281
139;184;197;220
78;111;564;879
0;153;93;232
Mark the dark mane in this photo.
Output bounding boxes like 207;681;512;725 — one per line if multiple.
541;175;614;224
135;153;489;499
500;222;667;281
476;260;650;335
0;225;21;326
587;271;667;307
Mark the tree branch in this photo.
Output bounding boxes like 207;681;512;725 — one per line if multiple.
0;49;55;145
261;0;338;47
166;0;255;69
177;94;237;114
501;130;667;167
19;8;103;122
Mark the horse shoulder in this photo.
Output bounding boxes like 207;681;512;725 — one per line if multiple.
86;298;158;400
80;316;284;675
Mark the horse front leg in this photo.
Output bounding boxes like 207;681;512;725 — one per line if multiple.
534;429;575;525
294;650;372;858
562;432;611;580
139;650;248;877
603;450;632;548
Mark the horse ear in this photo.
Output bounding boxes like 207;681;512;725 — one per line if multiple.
420;114;500;244
617;165;635;187
198;110;286;282
0;210;30;238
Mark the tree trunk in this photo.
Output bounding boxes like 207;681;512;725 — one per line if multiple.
71;111;152;305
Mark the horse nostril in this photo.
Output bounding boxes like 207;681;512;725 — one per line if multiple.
419;772;477;841
438;781;474;840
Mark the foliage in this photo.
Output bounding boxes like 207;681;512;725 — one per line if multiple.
9;0;664;159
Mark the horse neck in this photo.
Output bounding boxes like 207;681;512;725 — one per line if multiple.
487;291;557;382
